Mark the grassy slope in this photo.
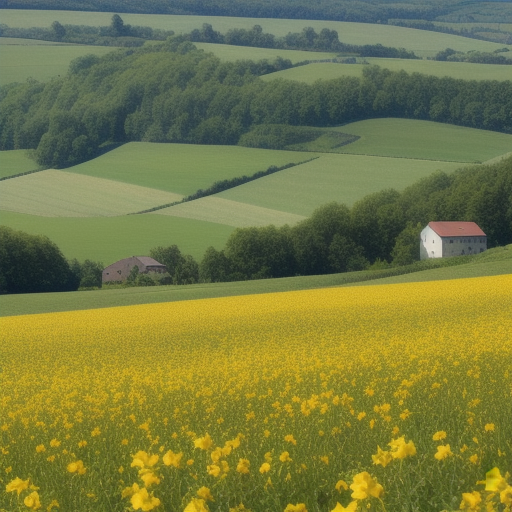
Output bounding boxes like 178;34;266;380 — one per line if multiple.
0;210;234;263
1;9;511;57
0;150;39;178
0;169;183;217
68;142;316;195
334;119;512;162
261;59;512;84
0;40;118;86
217;154;462;215
1;245;509;317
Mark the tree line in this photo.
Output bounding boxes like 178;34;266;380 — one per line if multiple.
3;0;511;25
1;41;511;168
2;155;509;293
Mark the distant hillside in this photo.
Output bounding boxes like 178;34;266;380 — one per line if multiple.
2;0;512;24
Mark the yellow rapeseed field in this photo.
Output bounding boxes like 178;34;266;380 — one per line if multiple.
1;275;511;512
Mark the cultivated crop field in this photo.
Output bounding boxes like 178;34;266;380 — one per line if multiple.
68;143;315;196
0;150;39;179
1;275;511;512
1;9;511;57
0;170;183;217
0;39;117;86
261;59;512;84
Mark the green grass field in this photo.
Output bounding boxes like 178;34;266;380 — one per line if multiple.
0;150;39;178
1;245;509;317
152;196;306;227
216;153;462;215
335;119;512;162
261;58;512;84
0;210;234;264
0;38;118;85
68;142;316;195
1;9;511;57
0;169;182;217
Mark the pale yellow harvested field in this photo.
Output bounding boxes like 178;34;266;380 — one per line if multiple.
0;170;183;217
152;195;306;227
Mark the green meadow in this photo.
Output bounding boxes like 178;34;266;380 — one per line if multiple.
261;58;512;84
216;154;462;215
335;119;512;162
0;38;118;86
0;149;39;178
1;9;511;57
1;245;509;317
0;210;234;264
68;142;316;195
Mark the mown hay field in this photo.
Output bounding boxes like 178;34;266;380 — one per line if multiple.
2;9;511;57
0;210;234;264
261;59;512;85
0;40;117;86
1;275;511;512
68;143;316;196
0;170;183;217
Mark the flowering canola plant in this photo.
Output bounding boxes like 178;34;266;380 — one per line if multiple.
1;275;511;512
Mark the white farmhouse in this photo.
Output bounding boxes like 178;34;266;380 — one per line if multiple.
420;221;487;260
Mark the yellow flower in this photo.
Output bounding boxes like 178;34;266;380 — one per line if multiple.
207;464;221;477
139;470;160;488
350;472;384;500
485;468;508;492
434;445;453;461
388;436;416;459
6;477;30;495
47;499;60;510
91;427;101;437
284;504;307;512
264;452;272;463
78;440;87;448
501;485;512;506
24;491;42;510
197;486;214;502
50;439;61;448
357;412;366;421
121;483;140;499
372;446;393;467
432;431;447;441
459;491;482;511
131;451;159;469
67;460;86;474
259;462;271;474
320;456;329;465
484;423;495;432
184;498;209;512
163;450;183;468
36;444;46;453
469;454;479;465
194;434;213;450
331;502;358;512
284;434;297;445
279;451;292;462
236;458;250;474
131;487;161;511
335;480;349;492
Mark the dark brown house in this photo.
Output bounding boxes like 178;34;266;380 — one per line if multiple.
102;256;167;283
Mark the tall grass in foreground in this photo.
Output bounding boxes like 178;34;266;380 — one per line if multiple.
1;275;511;512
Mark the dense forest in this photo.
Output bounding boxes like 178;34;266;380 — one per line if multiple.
2;0;512;24
1;40;511;168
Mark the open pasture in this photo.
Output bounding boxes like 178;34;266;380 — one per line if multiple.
217;154;461;216
68;142;315;196
0;150;39;179
0;210;234;264
194;42;338;64
335;119;512;162
1;275;510;512
1;9;511;57
0;169;182;217
0;39;117;85
152;196;306;228
261;58;512;84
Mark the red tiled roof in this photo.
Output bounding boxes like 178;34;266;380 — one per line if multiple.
428;221;486;237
